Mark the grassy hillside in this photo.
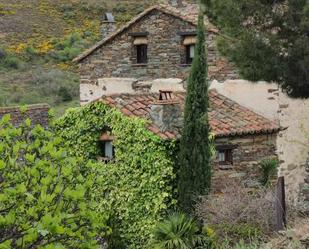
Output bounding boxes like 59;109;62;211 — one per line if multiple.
0;0;158;116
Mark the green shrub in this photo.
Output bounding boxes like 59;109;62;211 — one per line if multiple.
49;33;88;62
58;86;73;102
3;56;21;69
54;102;176;249
0;48;7;60
212;223;262;243
260;158;278;186
24;46;38;60
233;240;260;249
0;114;110;248
148;212;212;249
58;3;76;18
50;45;82;62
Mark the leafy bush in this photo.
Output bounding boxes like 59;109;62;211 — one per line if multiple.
196;183;276;246
260;158;278;186
24;46;38;61
50;47;82;62
58;3;76;19
0;48;7;60
49;33;89;62
0;114;110;248
3;55;22;69
54;102;176;249
148;212;212;249
58;86;73;102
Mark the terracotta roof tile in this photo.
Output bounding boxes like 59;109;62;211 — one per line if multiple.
121;108;133;116
98;90;280;140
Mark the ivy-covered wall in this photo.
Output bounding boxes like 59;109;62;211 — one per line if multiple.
54;102;177;248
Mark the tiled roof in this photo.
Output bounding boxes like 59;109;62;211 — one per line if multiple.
100;90;280;140
0;104;50;128
73;2;217;63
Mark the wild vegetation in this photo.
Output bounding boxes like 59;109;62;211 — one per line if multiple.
0;113;110;248
149;212;213;249
196;183;277;247
0;0;158;115
1;1;307;249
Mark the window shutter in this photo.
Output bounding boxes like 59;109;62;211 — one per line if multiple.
105;141;113;159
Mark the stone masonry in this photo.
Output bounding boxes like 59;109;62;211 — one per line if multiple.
212;134;278;192
0;104;50;128
211;79;309;212
299;158;309;213
79;9;238;86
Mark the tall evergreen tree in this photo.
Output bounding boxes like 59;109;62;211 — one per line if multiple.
178;6;212;212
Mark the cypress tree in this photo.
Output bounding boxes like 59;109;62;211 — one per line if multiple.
178;6;212;212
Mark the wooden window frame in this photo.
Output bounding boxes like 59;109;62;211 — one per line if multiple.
185;44;195;65
99;140;115;160
218;149;233;166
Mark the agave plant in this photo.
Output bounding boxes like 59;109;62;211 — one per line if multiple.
149;212;210;249
260;158;278;186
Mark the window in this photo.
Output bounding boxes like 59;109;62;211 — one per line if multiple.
182;35;196;65
218;149;233;165
185;44;195;64
136;44;148;64
133;36;148;64
99;132;115;162
100;141;114;159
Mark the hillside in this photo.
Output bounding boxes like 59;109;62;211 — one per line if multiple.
0;0;159;116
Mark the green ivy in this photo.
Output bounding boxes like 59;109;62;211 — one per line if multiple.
54;102;177;248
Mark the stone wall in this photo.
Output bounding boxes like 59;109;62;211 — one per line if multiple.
300;159;309;213
79;9;238;86
149;102;183;133
80;77;186;105
277;93;309;212
0;104;50;128
211;79;309;212
212;133;278;192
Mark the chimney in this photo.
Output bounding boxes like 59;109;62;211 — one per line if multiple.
101;13;116;39
168;0;183;7
149;91;183;133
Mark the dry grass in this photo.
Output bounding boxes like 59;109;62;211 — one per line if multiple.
262;217;309;249
196;183;277;245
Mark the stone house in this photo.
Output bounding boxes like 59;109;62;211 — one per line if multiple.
211;80;309;211
0;104;50;128
73;0;309;210
72;0;283;191
94;89;279;191
73;0;238;104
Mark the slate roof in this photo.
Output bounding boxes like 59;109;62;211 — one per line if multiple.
100;90;280;140
73;2;218;63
